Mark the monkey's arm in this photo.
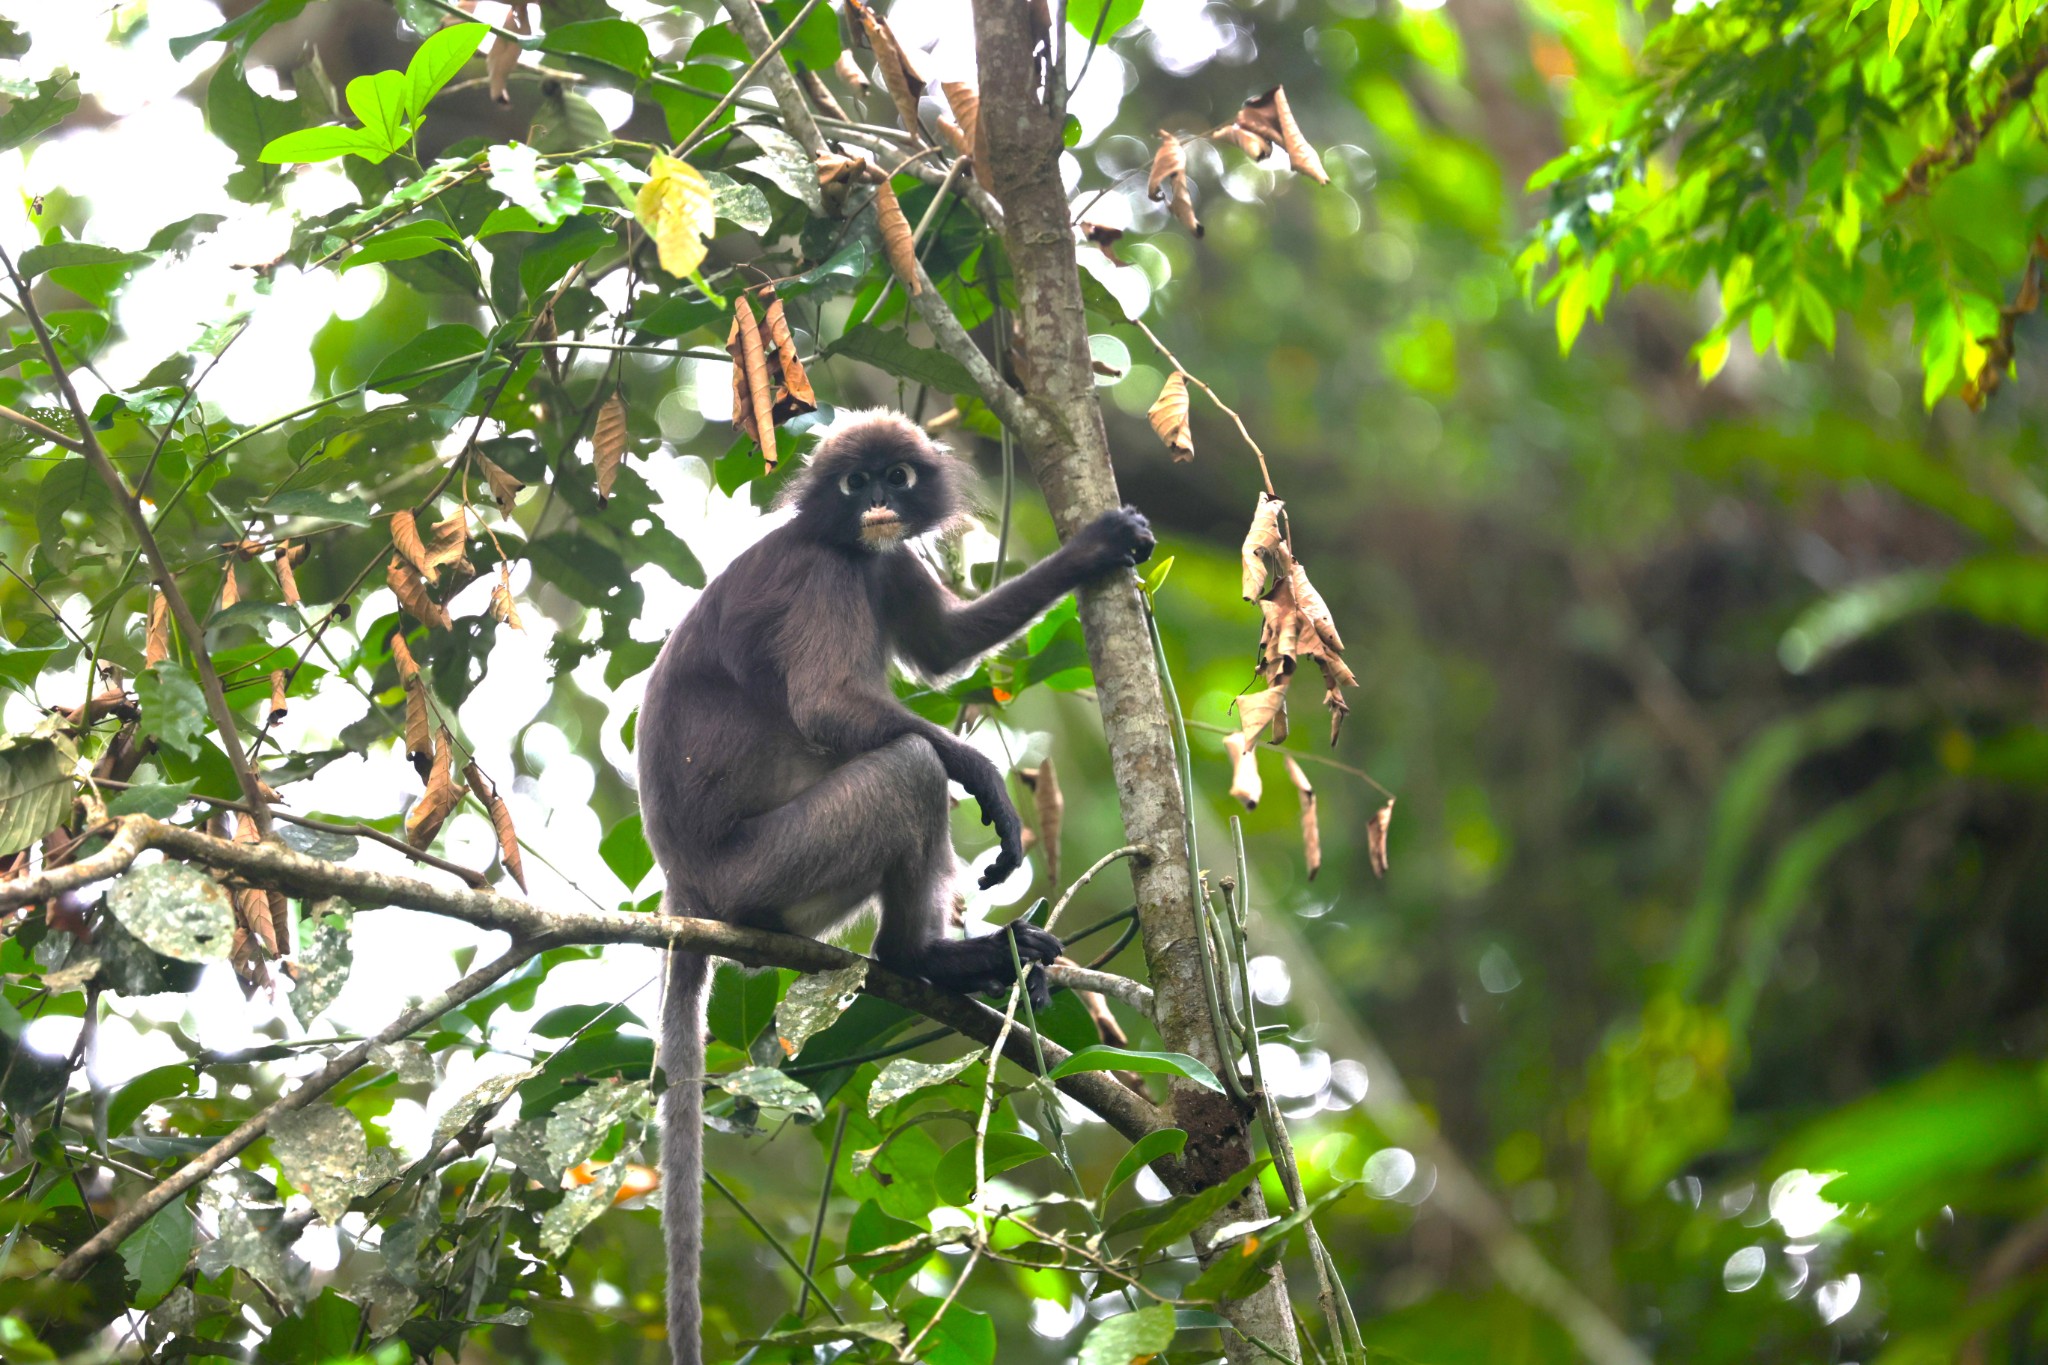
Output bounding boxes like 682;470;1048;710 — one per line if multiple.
887;507;1154;676
787;678;1026;886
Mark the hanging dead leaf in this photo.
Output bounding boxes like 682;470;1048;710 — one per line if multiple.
1240;492;1286;601
267;671;288;727
940;80;982;175
1261;554;1357;744
490;563;525;631
850;0;926;138
463;760;528;892
390;629;420;680
833;49;871;95
1366;797;1394;878
727;296;780;468
1167;180;1203;236
818;151;881;217
274;544;301;606
1017;758;1064;887
487;2;529;104
218;562;240;612
231;814;281;957
1282;754;1320;880
797;66;850;122
1232;684;1289;747
635;152;716;280
874;177;923;296
479;453;525;514
1147;130;1185;201
405;727;466;850
1224;731;1262;809
145;590;170;666
1211;121;1272;162
1148;371;1194;461
1079;221;1126;265
535;303;562;381
387;557;452;631
1235;86;1328;184
760;292;817;420
594;392;627;507
937;115;970;161
391;509;434;581
424;508;471;582
402;673;432;779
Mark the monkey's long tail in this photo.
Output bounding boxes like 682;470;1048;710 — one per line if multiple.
662;936;709;1365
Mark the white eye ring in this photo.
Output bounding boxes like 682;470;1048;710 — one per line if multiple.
838;470;870;495
887;463;917;489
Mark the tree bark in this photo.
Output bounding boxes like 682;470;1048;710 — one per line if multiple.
966;7;1299;1359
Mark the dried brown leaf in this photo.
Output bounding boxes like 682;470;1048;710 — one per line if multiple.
232;814;280;957
390;629;420;680
464;760;528;892
479;453;525;515
490;563;525;631
145;590;170;667
937;115;971;161
402;671;432;780
1366;796;1394;879
1240;492;1286;601
1232;684;1289;747
594;392;627;506
1079;220;1126;265
424;509;471;581
487;2;529;104
405;727;466;850
1282;754;1320;880
1148;371;1194;461
1018;758;1064;887
1167;180;1203;237
1224;731;1262;809
760;292;817;420
833;49;871;95
1211;122;1272;161
874;177;923;297
1147;130;1185;201
268;671;288;727
391;509;435;581
852;0;926;138
797;65;850;122
387;556;451;631
940;80;982;175
218;562;240;612
727;296;780;468
1237;86;1328;184
274;544;301;606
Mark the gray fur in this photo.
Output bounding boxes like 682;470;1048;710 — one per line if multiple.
636;413;1153;1364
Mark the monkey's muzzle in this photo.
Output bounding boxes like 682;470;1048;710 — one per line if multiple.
860;507;904;544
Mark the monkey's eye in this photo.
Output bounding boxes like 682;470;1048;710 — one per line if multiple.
886;463;916;489
839;470;870;494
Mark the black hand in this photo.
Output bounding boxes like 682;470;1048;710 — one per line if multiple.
977;791;1026;888
1077;506;1154;577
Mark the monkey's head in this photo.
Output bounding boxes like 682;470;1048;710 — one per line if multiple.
789;411;962;552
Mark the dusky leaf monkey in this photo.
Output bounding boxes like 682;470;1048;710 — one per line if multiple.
636;411;1154;1364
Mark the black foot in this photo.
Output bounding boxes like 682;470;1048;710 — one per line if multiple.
899;924;1063;1010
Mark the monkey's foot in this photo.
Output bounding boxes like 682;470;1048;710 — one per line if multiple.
898;924;1063;1010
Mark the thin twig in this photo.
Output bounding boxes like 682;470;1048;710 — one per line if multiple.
1045;843;1151;934
0;402;84;452
1128;315;1276;497
677;0;827;156
704;1169;847;1322
796;1107;849;1319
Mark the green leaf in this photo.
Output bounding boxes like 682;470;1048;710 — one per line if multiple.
257;489;375;525
717;1066;823;1119
344;68;411;150
0;638;62;696
1103;1127;1187;1201
1068;0;1144;40
0;72;80;154
106;780;198;819
537;20;651;76
136;661;208;759
118;1197;194;1307
341;219;463;271
17;242;145;281
104;861;238;962
169;0;312;59
1182;1180;1360;1302
106;1063;197;1136
900;1299;995;1365
845;1199;930;1297
828;323;978;394
707;964;784;1052
258;123;396;166
405;22;489;114
1049;1045;1223;1093
1078;1304;1176;1365
365;322;487;392
762;1;841;69
706;170;774;234
934;1131;1052;1205
0;720;76;859
1137;1160;1270;1258
598;812;653;890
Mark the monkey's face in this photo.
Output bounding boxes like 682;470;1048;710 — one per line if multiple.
839;456;936;548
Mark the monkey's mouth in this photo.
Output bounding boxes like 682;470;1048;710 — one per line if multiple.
859;508;904;541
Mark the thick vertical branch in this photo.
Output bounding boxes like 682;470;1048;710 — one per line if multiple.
966;6;1298;1360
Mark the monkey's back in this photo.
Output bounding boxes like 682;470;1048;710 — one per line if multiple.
635;524;891;893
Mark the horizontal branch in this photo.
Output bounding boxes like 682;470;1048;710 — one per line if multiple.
7;815;1169;1147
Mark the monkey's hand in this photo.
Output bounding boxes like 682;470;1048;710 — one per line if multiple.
1074;506;1155;577
1007;923;1063;1011
963;759;1027;888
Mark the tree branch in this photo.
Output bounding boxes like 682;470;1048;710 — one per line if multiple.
0;402;84;453
54;936;550;1281
0;247;274;835
5;814;1170;1149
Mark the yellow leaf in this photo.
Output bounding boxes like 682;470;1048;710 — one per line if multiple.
635;153;715;280
1888;0;1920;50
